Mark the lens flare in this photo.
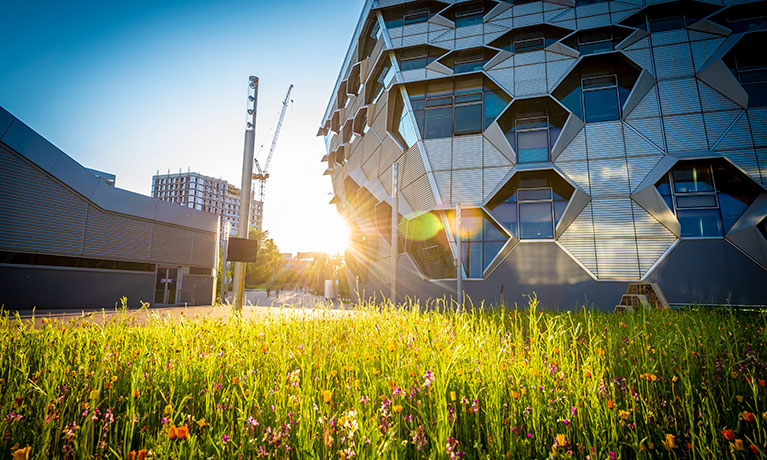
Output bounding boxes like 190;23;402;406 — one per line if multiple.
400;212;443;241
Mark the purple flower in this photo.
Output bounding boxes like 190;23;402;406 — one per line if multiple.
223;434;230;444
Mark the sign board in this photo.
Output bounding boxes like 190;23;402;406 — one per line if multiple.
227;237;259;263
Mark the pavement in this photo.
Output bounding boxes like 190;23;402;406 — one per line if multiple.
4;289;353;328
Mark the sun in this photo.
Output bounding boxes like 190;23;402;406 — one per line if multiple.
319;211;350;255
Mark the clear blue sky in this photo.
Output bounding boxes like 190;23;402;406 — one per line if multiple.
0;0;361;253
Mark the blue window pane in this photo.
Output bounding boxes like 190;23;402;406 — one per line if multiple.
518;188;552;201
583;88;620;122
672;165;715;193
483;88;509;130
661;194;674;211
517;130;549;163
454;104;483;135
400;57;428;71
554;200;568;225
676;194;717;208
718;193;750;232
455;60;484;73
462;241;483;278
519;202;554;239
484;218;506;241
579;41;613;55
490;202;517;237
456;15;483;27
678;209;723;237
483;241;506;270
424;107;453;139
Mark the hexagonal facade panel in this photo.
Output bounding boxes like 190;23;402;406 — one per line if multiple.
319;0;767;309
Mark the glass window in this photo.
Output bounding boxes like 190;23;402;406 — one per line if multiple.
399;47;429;71
453;49;485;73
514;37;545;53
724;33;767;108
577;29;614;55
368;61;395;104
678;209;723;237
519;202;554;239
455;2;484;27
424;106;453;138
517;129;549;163
582;75;620;122
404;7;429;25
454;104;483;135
498;98;567;163
447;209;508;278
671;163;715;193
649;16;686;32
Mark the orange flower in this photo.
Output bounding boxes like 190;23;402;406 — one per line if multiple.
750;444;760;455
584;370;592;378
393;404;403;414
662;434;676;450
512;391;519;399
12;445;31;460
133;389;139;399
137;450;147;460
232;377;239;385
175;425;189;440
322;390;332;403
597;347;605;356
759;380;766;388
607;400;615;410
168;425;177;440
741;411;756;423
736;395;744;403
734;439;745;451
722;429;735;441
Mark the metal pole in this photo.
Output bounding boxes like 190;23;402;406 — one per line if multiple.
220;221;231;303
456;203;462;310
391;163;399;305
233;76;258;312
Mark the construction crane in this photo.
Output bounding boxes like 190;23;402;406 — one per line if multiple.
252;84;293;231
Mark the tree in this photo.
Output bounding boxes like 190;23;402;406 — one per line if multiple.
244;228;284;288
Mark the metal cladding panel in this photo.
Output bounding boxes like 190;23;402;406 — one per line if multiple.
388;25;403;41
362;146;382;180
484;22;509;34
650;29;689;47
577;14;611;29
588;158;631;197
514;13;545;28
82;205;152;261
557;160;591;193
483;166;513;200
451;168;483;204
595;238;640;279
401;69;427;81
716;113;754;151
430;29;454;44
623;48;654;73
487;68;515;95
375;234;390;260
483;136;512;167
456;24;482;39
558;203;598;274
748;107;767;148
456;35;484;48
483;31;507;45
758;148;767;186
658;79;701;115
585;122;624;159
150;223;194;266
722;149;762;185
699;81;741;112
0;107;13;135
592;198;636;239
49;152;101;199
627;154;664;192
576;1;608;16
554;128;587;162
433;170;452;204
403;22;429;36
691;37;726;72
379;136;403;170
515;64;547;96
652;44;695;80
424;138;453;170
624;125;662;157
632;201;676;239
637;237;676;276
379;165;393;195
1;119;62;173
191;231;216;268
663;114;708;153
547;57;576;91
0;145;87;255
625;117;665;150
363;129;383;157
402;33;428;47
513;1;541;16
402;143;426;187
611;8;639;23
402;173;437;212
515;50;546;67
452;134;483;169
704;110;743;148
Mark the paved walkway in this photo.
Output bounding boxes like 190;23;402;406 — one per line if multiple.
4;290;352;328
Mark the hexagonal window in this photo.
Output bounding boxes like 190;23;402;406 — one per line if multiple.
486;170;575;239
382;1;449;28
401;212;456;279
496;96;569;163
395;45;448;72
561;25;632;56
390;75;511;143
438;47;498;73
620;0;721;32
442;1;497;27
552;53;640;122
366;59;396;105
445;208;508;278
723;32;767;108
655;159;763;237
374;200;405;249
711;2;767;33
488;24;571;54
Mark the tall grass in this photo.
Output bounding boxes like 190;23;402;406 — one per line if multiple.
1;297;765;459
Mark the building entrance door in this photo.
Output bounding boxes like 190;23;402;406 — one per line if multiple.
154;267;179;305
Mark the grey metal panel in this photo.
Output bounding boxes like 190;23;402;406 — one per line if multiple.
576;1;608;16
514;13;545;28
658;78;701;115
632;200;676;238
691;37;726;72
456;35;483;48
150;223;194;265
722;149;762;184
650;28;689;47
1;119;63;173
0;145;87;255
452;134;483;169
0;107;14;136
625;117;665;150
697;60;749;108
456;24;482;39
625;85;660;121
515;63;547;96
632;186;681;236
616;30;649;51
486;2;513;21
402;33;428;47
485;49;513;70
704;110;742;148
726;226;767;270
551;114;584;160
588;157;631;196
610;8;639;23
592;198;636;238
546;57;576;91
622;70;656;119
514;2;542;16
191;231;216;268
663;114;708;153
556;156;591;193
483;121;516;163
623;48;654;72
699;80;741;112
624;124;663;157
595;238;640;279
424;138;452;170
653;44;695;79
557;202;598;274
402;143;425;187
82;205;152;261
487;67;515;95
402;173;437;212
403;22;429;36
713;111;753;151
554;127;587;162
759;148;767;187
749;107;767;148
637;237;677;276
626;153;664;193
179;274;214;306
585;121;624;159
555;188;591;238
514;49;546;67
433;170;452;204
728;192;767;235
483;166;513;201
483;136;513;167
484;22;509;35
362;145;382;179
49;151;101;199
451;168;483;204
577;14;610;29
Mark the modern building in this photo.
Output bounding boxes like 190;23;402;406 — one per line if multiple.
319;0;767;309
0;106;219;309
151;171;259;238
86;168;116;186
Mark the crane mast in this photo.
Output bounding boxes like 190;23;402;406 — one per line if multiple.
253;84;293;232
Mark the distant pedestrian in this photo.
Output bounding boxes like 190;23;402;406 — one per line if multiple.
266;287;271;298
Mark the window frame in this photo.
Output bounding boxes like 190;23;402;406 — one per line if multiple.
580;74;621;123
515;116;551;164
664;163;727;239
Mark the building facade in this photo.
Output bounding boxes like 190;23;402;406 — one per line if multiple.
0;106;219;309
320;0;767;309
151;171;259;238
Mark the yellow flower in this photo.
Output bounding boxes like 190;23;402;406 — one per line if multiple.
618;410;630;420
450;391;457;401
672;375;678;383
322;390;332;403
196;418;208;429
12;445;31;460
164;403;173;415
331;370;337;378
734;439;745;451
736;395;744;403
354;379;360;389
662;434;676;450
556;434;566;447
89;389;99;400
393;404;403;414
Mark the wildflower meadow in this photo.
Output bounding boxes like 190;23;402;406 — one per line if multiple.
1;297;766;459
